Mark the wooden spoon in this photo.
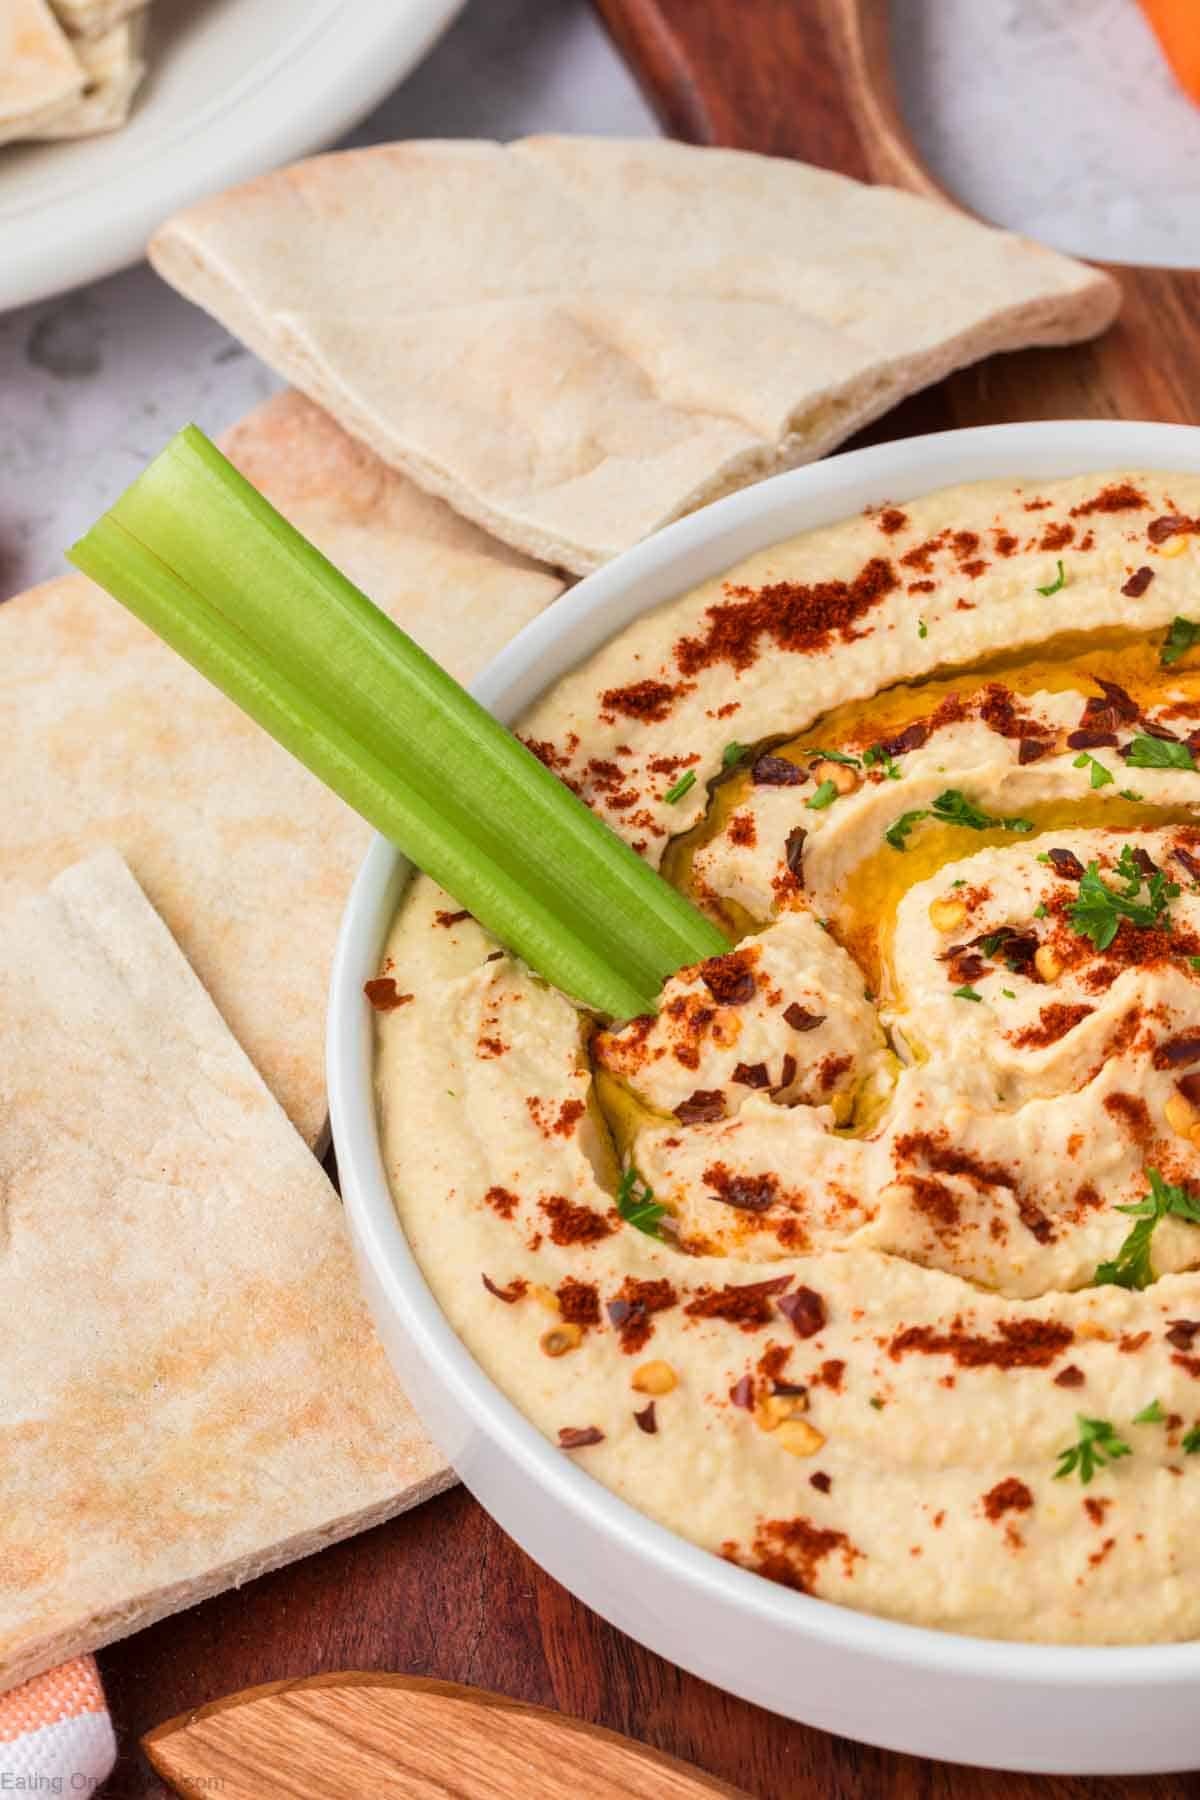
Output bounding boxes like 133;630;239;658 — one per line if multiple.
143;1671;754;1799
592;0;1199;430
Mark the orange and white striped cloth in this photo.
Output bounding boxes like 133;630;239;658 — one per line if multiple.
0;1657;116;1791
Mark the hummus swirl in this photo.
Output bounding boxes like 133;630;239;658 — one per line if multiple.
376;472;1200;1643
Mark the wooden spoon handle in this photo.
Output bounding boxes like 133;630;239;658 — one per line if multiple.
592;0;949;198
144;1671;755;1800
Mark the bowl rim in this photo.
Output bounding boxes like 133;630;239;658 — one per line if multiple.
330;417;1200;1682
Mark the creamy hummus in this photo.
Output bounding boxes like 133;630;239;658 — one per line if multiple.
375;472;1200;1643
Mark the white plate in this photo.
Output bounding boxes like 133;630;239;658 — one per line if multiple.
330;420;1200;1776
0;0;464;312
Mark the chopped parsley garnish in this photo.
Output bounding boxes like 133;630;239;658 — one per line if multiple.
1133;1399;1165;1425
1125;733;1197;771
918;619;928;639
863;745;902;780
1183;1426;1200;1454
806;746;861;767
869;1396;884;1410
721;741;746;767
663;769;697;804
885;788;1034;851
953;985;983;1002
1118;788;1143;802
1161;616;1200;668
1073;750;1114;789
806;778;839;811
1053;1415;1132;1485
1034;902;1048;917
1094;1169;1200;1291
1068;850;1179;950
1190;955;1200;973
951;878;966;888
1037;560;1067;596
1001;987;1016;999
617;1166;667;1239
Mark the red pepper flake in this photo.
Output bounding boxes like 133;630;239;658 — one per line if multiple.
705;1163;778;1212
814;1358;845;1391
539;1194;615;1246
1167;1320;1200;1351
1067;728;1118;750
878;507;908;534
1148;513;1199;544
731;1061;771;1089
1173;1354;1200;1378
978;680;1049;740
1175;844;1200;885
675;558;898;676
599;678;683;722
363;977;414;1011
1119;1331;1150;1353
908;579;936;595
559;1426;604;1450
1018;737;1052;764
961;559;989;578
1040;522;1075;551
784;1002;825;1032
728;810;757;848
1083;1497;1111;1528
484;1185;519;1220
730;1374;755;1409
700;950;758;1005
784;826;807;886
557;1277;601;1328
634;1402;658;1435
993;530;1019;556
778;1286;826;1339
526;1096;587;1139
1010;1002;1094;1050
1047;847;1086;881
890;1317;1073;1369
1153;1035;1200;1069
608;1277;678;1354
477;1036;508;1059
676;1088;726;1126
1054;1364;1086;1388
1068;483;1147;517
1024;498;1051;511
1122;566;1155;598
774;1053;798;1093
810;1471;832;1494
685;1274;793;1331
877;718;930;757
982;1478;1033;1521
730;1515;862;1594
481;1273;527;1304
752;753;806;787
434;909;471;928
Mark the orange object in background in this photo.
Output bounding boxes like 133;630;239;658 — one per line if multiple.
1140;0;1200;104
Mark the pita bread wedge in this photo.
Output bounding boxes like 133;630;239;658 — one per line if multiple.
149;136;1120;575
46;0;142;40
0;390;562;1146
0;0;84;144
31;9;144;136
0;848;451;1693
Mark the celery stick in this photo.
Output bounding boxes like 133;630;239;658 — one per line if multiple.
70;430;726;1018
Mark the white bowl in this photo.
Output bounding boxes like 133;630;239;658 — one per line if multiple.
0;0;463;312
329;420;1200;1776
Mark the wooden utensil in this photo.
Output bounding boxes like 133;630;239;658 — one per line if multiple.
592;0;1198;430
143;1671;753;1799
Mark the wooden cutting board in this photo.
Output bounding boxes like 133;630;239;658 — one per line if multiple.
593;0;1198;433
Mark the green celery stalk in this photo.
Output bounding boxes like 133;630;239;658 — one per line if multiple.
70;428;726;1018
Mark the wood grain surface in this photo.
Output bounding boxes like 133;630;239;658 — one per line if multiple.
98;3;1200;1793
142;1671;750;1798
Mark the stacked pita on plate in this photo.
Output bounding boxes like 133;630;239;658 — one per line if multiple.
0;848;453;1690
0;389;562;1149
0;0;147;143
150;135;1120;574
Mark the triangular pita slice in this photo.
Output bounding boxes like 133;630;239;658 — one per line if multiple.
47;0;143;40
149;135;1120;574
0;848;451;1693
0;390;563;1146
0;0;83;143
32;10;145;137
